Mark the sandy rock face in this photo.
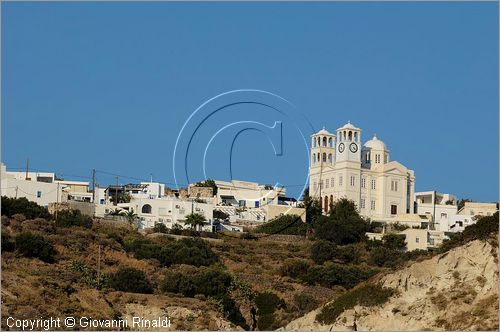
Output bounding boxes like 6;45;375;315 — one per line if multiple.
283;240;499;331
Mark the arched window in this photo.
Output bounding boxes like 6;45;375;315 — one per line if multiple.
317;153;320;162
328;153;332;163
348;131;352;141
323;153;327;162
328;137;333;147
317;137;321;146
313;154;316;163
323;137;327;147
324;196;329;213
343;131;346;140
141;204;152;214
354;132;358;142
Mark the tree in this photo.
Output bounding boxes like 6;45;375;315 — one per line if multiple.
124;209;138;223
382;233;406;251
213;209;229;221
183;213;207;231
457;198;473;211
255;214;310;236
300;188;322;227
107;208;124;216
314;198;369;245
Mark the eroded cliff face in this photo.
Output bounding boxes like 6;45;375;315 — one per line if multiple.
284;240;499;331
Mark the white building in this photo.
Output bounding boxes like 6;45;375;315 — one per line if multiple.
215;179;286;208
129;196;214;231
1;163;65;207
415;191;458;225
437;201;498;233
309;122;415;219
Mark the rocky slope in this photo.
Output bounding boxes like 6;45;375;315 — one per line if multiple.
283;239;499;331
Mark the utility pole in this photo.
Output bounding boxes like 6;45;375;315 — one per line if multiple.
115;176;119;206
432;190;437;230
92;169;96;203
55;182;60;220
97;244;101;289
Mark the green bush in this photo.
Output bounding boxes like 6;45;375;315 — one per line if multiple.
15;232;56;263
55;209;92;228
160;267;232;298
125;236;218;267
1;196;51;219
1;232;15;252
311;241;361;264
280;259;311;279
254;291;286;315
314;199;369;244
381;233;406;250
293;293;318;312
255;214;310;236
369;246;400;267
108;267;152;294
316;283;394;324
438;212;498;253
304;264;378;289
257;313;275;331
153;223;168;233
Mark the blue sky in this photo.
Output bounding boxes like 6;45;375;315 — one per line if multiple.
2;2;498;201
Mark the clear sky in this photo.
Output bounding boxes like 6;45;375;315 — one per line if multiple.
2;2;498;202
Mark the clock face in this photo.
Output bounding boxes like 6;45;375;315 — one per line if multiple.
338;143;345;153
349;143;358;153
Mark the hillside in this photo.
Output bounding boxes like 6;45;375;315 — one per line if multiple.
1;213;337;330
283;239;499;331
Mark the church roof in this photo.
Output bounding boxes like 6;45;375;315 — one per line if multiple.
363;134;388;151
313;127;333;136
337;121;360;131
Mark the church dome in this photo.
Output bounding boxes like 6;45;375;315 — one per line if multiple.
363;134;388;151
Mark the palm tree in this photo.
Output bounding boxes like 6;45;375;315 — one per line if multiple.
108;208;125;216
124;209;138;223
183;213;207;231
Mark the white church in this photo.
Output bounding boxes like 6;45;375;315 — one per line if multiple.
309;121;415;219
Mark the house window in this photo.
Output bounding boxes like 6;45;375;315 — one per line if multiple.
415;237;420;243
371;200;376;210
371;179;376;190
360;198;365;209
391;180;398;192
331;178;334;187
339;176;343;186
325;179;329;188
391;204;398;215
361;178;366;188
36;191;42;198
141;204;152;214
350;176;355;186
